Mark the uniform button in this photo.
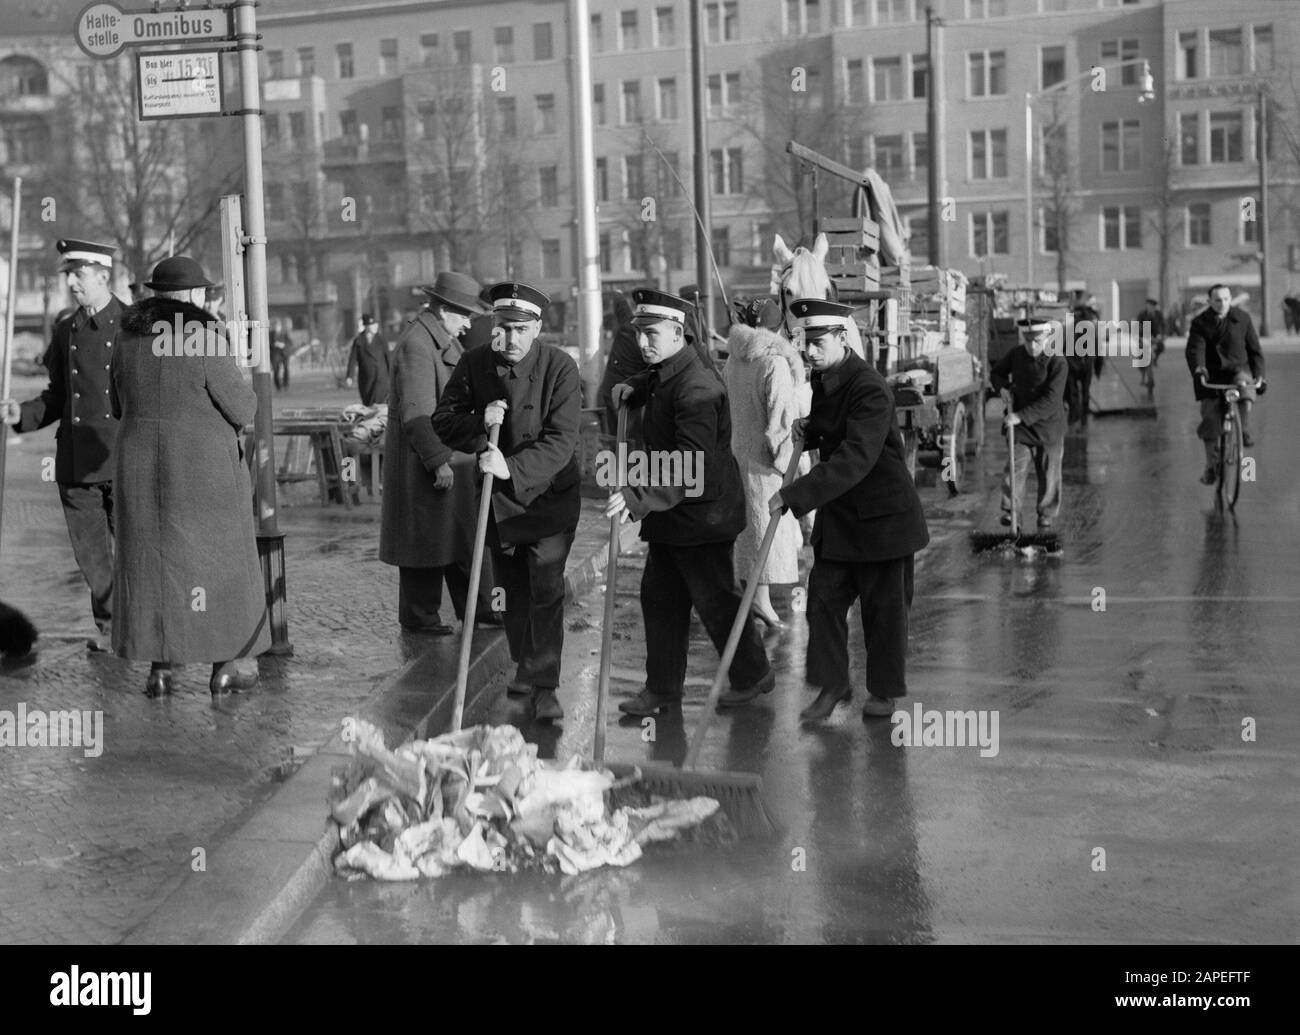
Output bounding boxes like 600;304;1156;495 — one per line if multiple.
74;392;80;398
71;345;77;351
73;417;81;423
104;414;111;419
104;364;109;369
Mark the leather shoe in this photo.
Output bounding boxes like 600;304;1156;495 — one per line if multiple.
210;660;259;695
402;621;454;636
476;612;506;628
799;685;850;722
532;689;564;721
618;689;681;716
861;695;897;719
87;631;111;653
1242;432;1254;448
1199;466;1217;486
999;513;1012;527
717;669;776;708
145;664;174;698
506;679;531;697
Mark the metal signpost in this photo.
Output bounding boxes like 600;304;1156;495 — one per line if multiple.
74;0;289;651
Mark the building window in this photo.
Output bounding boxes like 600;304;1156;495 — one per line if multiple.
340;109;358;140
711;226;731;267
707;72;741;115
1041;210;1059;254
657;78;679;120
496;97;517;136
620;10;640;50
380;106;402;141
1179;112;1199;165
967;0;1006;17
1101;119;1140;172
591;14;604;52
710;148;744;194
846;135;867;170
621;80;641;123
970;211;1009;256
1177;30;1198;80
1041;45;1065;89
595;157;609;202
1100;38;1140;85
910;54;927;100
1241;207;1257;245
784;0;824;35
298;47;315;76
663;227;684;271
872;134;905;181
1209;111;1243;163
599;231;613;273
266;50;284;79
1101;205;1141;249
658;151;683;197
379;38;398;75
1208;28;1243;77
266;183;286;222
539;166;559;207
705;2;740;42
593;84;606;125
847;0;868;25
872;57;902;102
289;111;307;141
875;0;912;23
541;239;562;279
337;43;354;79
494;26;514;64
911;132;928;178
845;59;865;104
536;93;556;134
1186;202;1211;246
969;128;1007;179
968;50;1007;97
624;155;645;199
453;30;472;65
420;33;439;64
534;23;554;61
263;113;281;146
655;6;676;47
1252;25;1273;73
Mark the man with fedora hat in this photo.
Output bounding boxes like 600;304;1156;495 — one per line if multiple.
2;238;126;650
380;271;500;636
433;281;582;722
345;313;390;406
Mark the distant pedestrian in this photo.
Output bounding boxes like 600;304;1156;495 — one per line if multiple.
1283;296;1300;334
109;256;269;696
1066;298;1099;428
269;318;291;391
346;314;390;405
1;238;124;651
1136;297;1164;390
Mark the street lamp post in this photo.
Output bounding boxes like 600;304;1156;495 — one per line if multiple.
1024;58;1154;290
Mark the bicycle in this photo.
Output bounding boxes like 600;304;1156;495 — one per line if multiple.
1199;374;1263;510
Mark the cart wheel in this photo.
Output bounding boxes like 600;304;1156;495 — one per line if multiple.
966;393;985;456
941;401;967;495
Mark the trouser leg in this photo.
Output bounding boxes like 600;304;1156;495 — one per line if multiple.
641;542;692;698
490;546;527;663
1035;439;1064;523
805;552;857;692
856;555;913;700
1198;398;1222;466
398;566;444;629
675;541;769;690
1000;439;1031;519
443;554;495;623
58;481;115;631
511;529;574;690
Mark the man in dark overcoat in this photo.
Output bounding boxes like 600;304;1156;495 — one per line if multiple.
345;314;390;405
1;239;124;651
379;272;497;635
774;299;929;722
604;288;774;717
433;282;581;722
1186;283;1267;484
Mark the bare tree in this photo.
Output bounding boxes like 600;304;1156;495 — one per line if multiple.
604;121;694;288
1143;131;1184;310
1035;92;1079;296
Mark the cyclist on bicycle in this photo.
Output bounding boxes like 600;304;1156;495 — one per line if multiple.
1186;284;1267;485
1136;298;1164;390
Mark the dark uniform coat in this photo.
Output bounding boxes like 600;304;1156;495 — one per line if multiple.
781;351;929;563
432;341;581;548
991;345;1068;447
109;298;270;662
379;311;482;569
1185;305;1265;401
18;296;126;483
346;330;391;405
619;345;746;546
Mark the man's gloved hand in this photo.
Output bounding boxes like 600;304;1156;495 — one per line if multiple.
768;490;788;516
1004;411;1022;428
611;383;634;409
484;399;508;429
478;444;510;479
1195;367;1208;383
0;399;19;427
791;417;809;441
604;490;633;522
1256;379;1267;396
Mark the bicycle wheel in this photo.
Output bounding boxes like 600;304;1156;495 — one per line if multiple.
1218;416;1242;509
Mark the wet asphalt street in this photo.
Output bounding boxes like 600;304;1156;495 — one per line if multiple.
287;354;1299;944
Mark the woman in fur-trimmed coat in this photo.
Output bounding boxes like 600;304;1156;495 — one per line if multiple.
724;301;808;628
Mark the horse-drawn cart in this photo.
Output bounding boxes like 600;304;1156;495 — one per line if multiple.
784;140;988;493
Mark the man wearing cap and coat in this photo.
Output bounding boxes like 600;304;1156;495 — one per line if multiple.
1;238;125;650
109;255;270;696
380;272;499;634
433;282;581;722
345;314;390;406
773;298;929;722
605;288;775;716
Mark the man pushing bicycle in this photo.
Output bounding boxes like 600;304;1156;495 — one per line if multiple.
1186;285;1266;486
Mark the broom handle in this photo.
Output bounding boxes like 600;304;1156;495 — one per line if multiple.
684;435;805;771
451;419;502;733
593;404;629;764
0;177;21;553
1005;392;1019;538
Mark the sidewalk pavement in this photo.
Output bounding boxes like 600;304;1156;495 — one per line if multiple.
0;402;638;945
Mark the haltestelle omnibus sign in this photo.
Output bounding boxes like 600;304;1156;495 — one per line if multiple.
75;1;231;60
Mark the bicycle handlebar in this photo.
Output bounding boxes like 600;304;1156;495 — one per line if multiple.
1199;374;1263;391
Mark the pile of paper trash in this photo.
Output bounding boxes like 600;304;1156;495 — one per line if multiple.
330;719;720;879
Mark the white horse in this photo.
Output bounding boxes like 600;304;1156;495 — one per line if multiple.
770;233;866;359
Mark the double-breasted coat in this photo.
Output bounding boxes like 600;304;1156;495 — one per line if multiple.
432;342;582;548
18;296;126;483
780;351;929;563
109;298;270;662
379;310;483;569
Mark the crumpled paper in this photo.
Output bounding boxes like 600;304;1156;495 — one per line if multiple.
330;719;719;880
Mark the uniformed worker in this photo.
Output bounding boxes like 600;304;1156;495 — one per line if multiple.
432;282;582;722
772;299;929;722
605;288;774;717
1;239;125;651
